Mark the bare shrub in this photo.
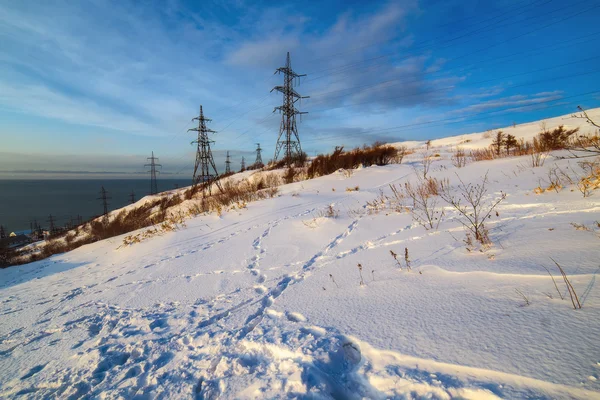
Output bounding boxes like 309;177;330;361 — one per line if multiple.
440;172;506;246
395;145;408;164
529;148;547;168
419;151;435;179
469;148;495;162
403;176;444;230
404;247;411;271
283;167;297;184
576;159;600;197
451;147;468;168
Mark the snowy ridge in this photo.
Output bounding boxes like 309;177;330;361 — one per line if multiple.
1;110;600;399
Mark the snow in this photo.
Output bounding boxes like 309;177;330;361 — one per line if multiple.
1;109;599;399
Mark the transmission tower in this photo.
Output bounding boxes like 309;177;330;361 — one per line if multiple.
0;225;5;239
98;186;111;222
129;190;136;204
240;156;246;172
47;215;56;235
225;151;232;174
188;105;223;195
271;52;309;165
145;151;161;195
255;143;263;167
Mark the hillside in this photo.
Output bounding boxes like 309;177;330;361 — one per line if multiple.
0;109;599;399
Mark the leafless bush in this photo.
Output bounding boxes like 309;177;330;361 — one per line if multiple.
403;176;444;230
440;172;506;246
404;247;411;271
395;145;408;164
576;159;600;197
419;151;435;179
469;148;496;162
451;147;468;168
283;167;297;184
529;148;547;168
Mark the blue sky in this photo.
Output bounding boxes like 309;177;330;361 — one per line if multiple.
1;0;599;178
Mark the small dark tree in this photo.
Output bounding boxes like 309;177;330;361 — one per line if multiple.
538;125;579;151
491;131;505;157
505;134;518;155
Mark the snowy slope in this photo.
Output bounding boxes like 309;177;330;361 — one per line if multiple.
392;107;600;151
1;114;599;399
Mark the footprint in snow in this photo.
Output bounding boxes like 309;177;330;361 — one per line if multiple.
254;285;267;294
286;312;307;322
20;364;46;380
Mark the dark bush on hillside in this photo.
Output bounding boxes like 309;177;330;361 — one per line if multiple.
269;152;308;169
0;247;17;268
537;125;579;151
90;202;157;240
307;144;399;178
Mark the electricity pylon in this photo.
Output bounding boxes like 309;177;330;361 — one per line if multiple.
145;151;161;195
188;105;223;195
225;151;231;174
98;186;111;223
255;143;263;168
47;214;56;234
129;190;135;204
240;156;245;172
271;52;309;165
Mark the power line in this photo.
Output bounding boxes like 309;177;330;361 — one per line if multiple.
303;0;551;67
303;0;594;83
307;32;600;104
306;63;600;115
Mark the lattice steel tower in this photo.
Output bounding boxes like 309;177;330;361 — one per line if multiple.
271;52;309;165
188;105;223;195
145;151;161;195
255;143;263;167
225;151;231;174
240;156;245;171
98;186;111;223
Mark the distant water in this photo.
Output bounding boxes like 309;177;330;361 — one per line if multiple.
0;179;192;233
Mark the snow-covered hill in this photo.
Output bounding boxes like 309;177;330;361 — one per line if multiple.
1;109;599;399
